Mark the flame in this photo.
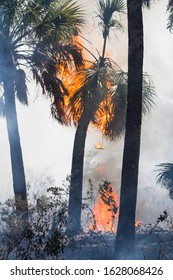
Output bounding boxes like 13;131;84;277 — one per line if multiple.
89;181;142;232
96;94;113;135
55;35;114;135
89;184;119;232
95;141;104;150
135;220;142;228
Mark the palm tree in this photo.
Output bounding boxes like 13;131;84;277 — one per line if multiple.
114;0;152;259
155;163;173;200
66;0;125;234
0;0;84;213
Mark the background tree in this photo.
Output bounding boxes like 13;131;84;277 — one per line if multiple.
0;0;84;213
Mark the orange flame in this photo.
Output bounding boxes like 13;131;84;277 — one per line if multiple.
89;182;142;232
95;141;104;150
55;36;114;134
135;220;142;229
89;184;119;232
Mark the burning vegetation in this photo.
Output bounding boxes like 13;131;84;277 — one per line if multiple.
87;179;142;232
89;181;119;232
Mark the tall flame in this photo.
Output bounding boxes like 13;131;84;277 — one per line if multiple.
88;179;142;232
89;183;119;232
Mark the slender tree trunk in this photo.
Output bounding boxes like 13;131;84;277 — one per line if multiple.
4;78;28;215
68;108;91;234
114;0;144;259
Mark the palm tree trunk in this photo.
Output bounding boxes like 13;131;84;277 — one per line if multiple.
114;0;144;259
68;108;91;234
4;78;28;215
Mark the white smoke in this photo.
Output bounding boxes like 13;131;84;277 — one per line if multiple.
0;0;173;226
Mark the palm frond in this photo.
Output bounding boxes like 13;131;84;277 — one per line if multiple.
142;73;156;114
167;0;173;32
0;0;85;127
99;71;155;139
96;0;125;37
34;0;85;42
42;71;68;125
96;70;127;139
67;62;111;125
56;43;84;70
155;163;173;200
15;69;28;105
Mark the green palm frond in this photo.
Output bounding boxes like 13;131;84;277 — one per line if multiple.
96;0;125;38
1;0;85;114
155;163;173;200
34;0;85;42
142;73;156;114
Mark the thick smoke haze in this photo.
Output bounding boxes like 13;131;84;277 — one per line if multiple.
0;1;173;225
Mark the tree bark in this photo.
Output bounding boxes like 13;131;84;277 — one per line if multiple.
114;0;144;259
4;78;28;215
67;108;91;234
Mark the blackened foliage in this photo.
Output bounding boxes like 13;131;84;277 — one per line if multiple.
15;69;28;105
98;180;118;214
45;229;67;256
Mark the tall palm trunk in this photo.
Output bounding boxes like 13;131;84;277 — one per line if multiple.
68;108;91;234
4;77;28;215
67;33;108;234
114;0;143;259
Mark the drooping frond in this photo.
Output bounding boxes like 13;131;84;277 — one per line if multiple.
55;43;84;70
155;163;173;200
15;69;28;105
96;70;127;139
167;0;173;32
96;0;125;38
30;40;84;124
0;0;85;117
67;58;115;126
99;71;155;139
142;73;156;114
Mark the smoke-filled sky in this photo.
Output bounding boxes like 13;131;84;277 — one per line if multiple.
0;0;173;224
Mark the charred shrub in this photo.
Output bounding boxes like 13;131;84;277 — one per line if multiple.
0;186;68;260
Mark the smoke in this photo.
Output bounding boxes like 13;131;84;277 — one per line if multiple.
1;0;173;227
82;0;173;224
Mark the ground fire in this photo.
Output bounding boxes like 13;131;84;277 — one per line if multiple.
88;180;142;232
89;181;119;232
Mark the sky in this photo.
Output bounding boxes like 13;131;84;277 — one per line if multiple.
0;0;173;224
